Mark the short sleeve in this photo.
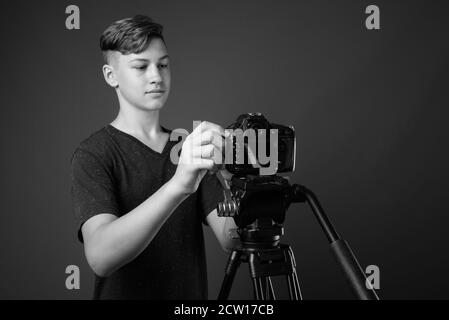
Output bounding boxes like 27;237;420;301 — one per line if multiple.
197;172;225;225
70;148;120;243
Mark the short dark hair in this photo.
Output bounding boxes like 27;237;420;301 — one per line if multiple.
100;15;164;63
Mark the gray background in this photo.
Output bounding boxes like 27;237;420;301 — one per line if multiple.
0;0;448;299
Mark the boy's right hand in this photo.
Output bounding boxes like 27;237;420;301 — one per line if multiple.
172;121;227;195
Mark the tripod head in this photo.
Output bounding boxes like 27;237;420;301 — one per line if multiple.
216;174;304;248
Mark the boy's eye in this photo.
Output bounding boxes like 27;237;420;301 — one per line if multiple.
158;64;169;69
134;65;147;70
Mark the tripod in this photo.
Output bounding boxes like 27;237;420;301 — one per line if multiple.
216;174;380;300
218;227;302;300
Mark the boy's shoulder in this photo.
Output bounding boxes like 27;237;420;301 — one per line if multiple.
72;126;114;162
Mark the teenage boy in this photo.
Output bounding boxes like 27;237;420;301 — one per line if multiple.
70;15;237;299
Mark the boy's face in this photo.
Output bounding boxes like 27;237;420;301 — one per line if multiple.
107;38;171;111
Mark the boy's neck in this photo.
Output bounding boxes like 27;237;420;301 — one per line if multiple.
111;107;165;140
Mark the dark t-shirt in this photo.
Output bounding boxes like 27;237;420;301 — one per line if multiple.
70;125;224;300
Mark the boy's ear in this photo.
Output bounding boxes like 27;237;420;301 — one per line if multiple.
102;64;119;88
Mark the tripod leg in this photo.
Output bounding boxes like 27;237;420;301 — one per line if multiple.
218;250;242;300
266;277;276;300
286;274;297;300
288;247;303;300
252;278;263;300
252;277;266;300
260;277;276;300
292;271;303;300
253;277;276;300
283;245;302;300
286;273;303;300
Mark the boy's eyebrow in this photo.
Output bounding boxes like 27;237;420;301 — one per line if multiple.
130;55;169;62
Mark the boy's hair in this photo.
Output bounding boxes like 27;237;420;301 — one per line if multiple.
100;15;164;64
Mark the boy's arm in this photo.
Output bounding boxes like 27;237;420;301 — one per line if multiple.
206;210;239;252
81;121;226;277
82;177;189;277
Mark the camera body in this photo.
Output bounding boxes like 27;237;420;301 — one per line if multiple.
224;113;296;176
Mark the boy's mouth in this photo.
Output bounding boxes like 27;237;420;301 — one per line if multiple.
146;89;165;94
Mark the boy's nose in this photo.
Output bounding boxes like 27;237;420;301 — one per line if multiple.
147;65;162;84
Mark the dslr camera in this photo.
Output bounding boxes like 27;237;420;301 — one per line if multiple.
224;113;296;176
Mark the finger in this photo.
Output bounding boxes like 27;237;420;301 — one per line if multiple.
192;144;225;164
195;158;215;170
192;130;226;148
207;134;226;158
192;121;226;138
210;144;225;167
199;121;225;136
192;144;215;159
